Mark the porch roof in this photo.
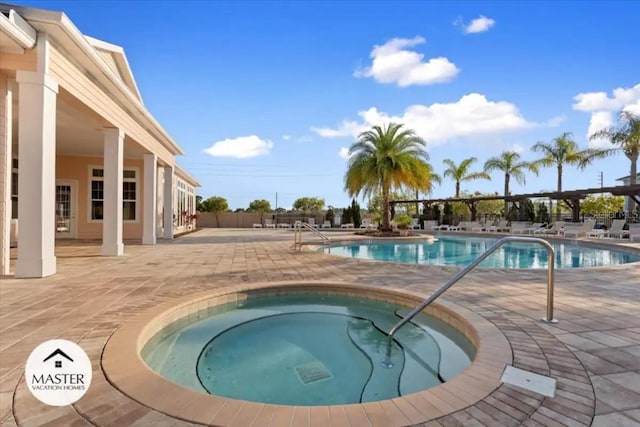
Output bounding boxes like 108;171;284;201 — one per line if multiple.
0;3;185;157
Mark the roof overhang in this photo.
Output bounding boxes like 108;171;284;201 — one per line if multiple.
0;3;184;157
175;164;201;187
0;8;36;53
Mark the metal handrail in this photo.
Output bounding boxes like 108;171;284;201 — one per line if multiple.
293;222;330;250
388;236;557;338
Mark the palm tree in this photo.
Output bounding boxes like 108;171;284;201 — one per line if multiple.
590;111;640;212
531;132;611;193
442;157;490;198
344;123;435;231
484;151;538;215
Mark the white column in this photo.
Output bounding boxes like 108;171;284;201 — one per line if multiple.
101;128;124;256
142;153;157;245
163;166;174;239
156;165;164;237
0;77;14;276
14;71;58;278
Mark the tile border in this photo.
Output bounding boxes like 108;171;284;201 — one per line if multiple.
102;281;512;425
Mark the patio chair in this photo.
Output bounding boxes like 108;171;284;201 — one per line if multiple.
360;219;371;229
472;221;490;232
520;222;544;235
536;222;563;235
629;224;640;242
563;220;596;238
604;219;629;239
510;221;532;234
488;220;510;232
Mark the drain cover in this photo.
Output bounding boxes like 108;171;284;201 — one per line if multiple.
295;362;332;384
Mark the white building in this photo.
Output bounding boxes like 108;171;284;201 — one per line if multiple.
1;4;200;278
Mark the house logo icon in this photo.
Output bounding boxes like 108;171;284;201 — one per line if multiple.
24;339;92;406
42;348;74;368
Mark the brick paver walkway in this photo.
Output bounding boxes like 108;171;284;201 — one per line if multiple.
1;229;639;426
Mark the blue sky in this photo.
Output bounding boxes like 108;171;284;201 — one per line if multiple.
16;0;640;210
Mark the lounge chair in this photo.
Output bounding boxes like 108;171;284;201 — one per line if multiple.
410;218;421;230
307;218;319;228
472;221;490;232
340;223;354;229
264;218;276;229
277;222;291;228
563;220;596;238
360;219;371;229
488;220;510;232
629;224;640;242
520;222;544;235
252;223;263;229
510;221;532;234
422;220;437;230
536;222;563;235
455;221;469;231
321;221;331;229
604;219;629;239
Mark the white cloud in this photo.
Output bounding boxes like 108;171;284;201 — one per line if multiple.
353;36;459;87
312;93;535;147
572;83;640;147
203;135;273;159
338;147;352;160
282;135;291;140
455;15;496;34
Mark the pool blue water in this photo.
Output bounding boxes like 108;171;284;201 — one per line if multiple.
322;236;640;268
142;295;474;406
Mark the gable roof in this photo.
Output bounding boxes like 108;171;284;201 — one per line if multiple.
42;348;74;363
84;35;143;104
615;174;640;181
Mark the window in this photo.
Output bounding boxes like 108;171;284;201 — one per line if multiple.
90;167;137;221
11;158;18;219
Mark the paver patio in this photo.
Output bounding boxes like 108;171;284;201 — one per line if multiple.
0;228;639;426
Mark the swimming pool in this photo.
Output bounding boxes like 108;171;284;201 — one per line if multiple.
142;294;474;406
322;236;640;268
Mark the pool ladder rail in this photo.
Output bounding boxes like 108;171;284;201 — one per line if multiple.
389;236;558;339
293;222;330;250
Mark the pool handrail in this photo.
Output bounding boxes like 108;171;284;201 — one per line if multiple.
388;236;557;338
293;222;330;250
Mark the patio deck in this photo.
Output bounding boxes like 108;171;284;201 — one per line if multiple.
1;228;639;426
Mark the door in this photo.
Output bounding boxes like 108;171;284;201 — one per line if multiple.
56;181;77;238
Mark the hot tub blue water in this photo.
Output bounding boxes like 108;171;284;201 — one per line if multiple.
322;236;639;268
142;295;474;406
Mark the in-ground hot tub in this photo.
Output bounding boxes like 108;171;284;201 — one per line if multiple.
103;283;511;425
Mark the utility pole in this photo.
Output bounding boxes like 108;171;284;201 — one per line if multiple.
598;172;604;197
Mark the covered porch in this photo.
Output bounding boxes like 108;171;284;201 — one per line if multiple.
0;5;197;278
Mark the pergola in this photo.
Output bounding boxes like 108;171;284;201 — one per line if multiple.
390;184;640;222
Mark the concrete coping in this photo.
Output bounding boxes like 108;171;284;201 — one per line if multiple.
102;282;512;426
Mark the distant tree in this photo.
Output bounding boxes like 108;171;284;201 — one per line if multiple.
531;132;611;193
203;196;228;227
342;206;353;225
523;199;536;221
275;207;287;213
484;151;538;215
293;197;325;215
581;195;625;216
234;208;246;213
344;123;436;231
535;203;550;224
325;208;335;226
442;202;454;225
350;199;362;228
590;111;640;212
247;199;271;213
442;157;490;198
196;195;204;212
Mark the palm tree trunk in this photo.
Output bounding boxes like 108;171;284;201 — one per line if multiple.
629;153;638;214
556;165;563;221
382;189;391;231
455;181;460;198
504;173;510;216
